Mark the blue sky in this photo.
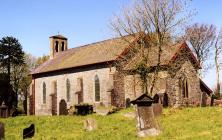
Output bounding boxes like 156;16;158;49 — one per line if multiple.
0;0;130;56
0;0;221;88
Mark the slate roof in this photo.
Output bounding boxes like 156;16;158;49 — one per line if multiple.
31;35;137;74
200;79;213;95
31;34;200;75
124;42;201;70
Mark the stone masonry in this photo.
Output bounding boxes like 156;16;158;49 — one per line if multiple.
32;66;116;115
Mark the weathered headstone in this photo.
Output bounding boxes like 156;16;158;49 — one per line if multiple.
152;103;163;117
84;118;97;131
59;99;68;115
68;106;75;115
0;122;4;139
163;93;169;107
211;94;217;106
23;124;35;139
0;102;8;118
131;94;161;137
12;109;18;117
153;94;160;103
125;98;131;108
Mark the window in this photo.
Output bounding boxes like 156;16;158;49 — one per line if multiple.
179;77;188;98
61;42;65;51
43;82;46;104
66;79;71;102
184;79;188;98
55;41;59;52
95;75;100;102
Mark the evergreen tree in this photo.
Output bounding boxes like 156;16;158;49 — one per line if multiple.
0;36;24;109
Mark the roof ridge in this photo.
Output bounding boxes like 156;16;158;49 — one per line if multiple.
70;34;133;50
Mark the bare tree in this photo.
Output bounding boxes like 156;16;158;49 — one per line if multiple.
110;0;192;95
214;29;222;97
10;54;35;109
185;23;216;76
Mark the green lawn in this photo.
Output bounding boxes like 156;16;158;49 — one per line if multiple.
1;107;222;140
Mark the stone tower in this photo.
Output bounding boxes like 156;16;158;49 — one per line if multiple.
50;35;68;59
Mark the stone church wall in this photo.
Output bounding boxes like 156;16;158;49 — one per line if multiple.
33;66;115;115
124;71;168;103
32;60;203;115
124;61;201;107
166;60;202;107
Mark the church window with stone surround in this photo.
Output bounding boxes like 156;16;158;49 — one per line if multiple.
43;82;46;104
184;79;188;98
95;75;100;102
179;77;189;98
66;79;71;102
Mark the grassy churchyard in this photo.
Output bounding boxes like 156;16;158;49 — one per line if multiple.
1;107;222;140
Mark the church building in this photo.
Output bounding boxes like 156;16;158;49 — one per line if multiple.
30;34;212;115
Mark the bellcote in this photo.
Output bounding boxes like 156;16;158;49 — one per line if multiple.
50;35;68;59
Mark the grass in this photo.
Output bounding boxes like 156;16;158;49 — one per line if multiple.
1;107;222;140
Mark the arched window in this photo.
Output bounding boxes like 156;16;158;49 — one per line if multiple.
179;77;188;98
61;42;65;51
43;82;46;104
66;79;71;102
95;75;100;102
55;41;59;52
184;79;188;98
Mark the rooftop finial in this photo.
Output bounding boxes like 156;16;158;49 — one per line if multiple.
58;31;60;35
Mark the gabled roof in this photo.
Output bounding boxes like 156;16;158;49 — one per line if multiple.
31;35;138;75
170;42;201;69
31;34;201;75
123;42;201;70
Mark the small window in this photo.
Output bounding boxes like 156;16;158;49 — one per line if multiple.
43;82;46;104
61;42;65;51
185;79;188;98
95;75;100;102
55;41;59;52
179;77;189;98
66;79;71;102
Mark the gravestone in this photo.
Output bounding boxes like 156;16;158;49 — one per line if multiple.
0;102;8;118
163;93;169;107
153;94;160;103
59;99;68;115
23;124;35;139
12;109;19;117
152;103;163;117
68;106;75;115
211;94;217;106
84;118;97;131
0;122;4;139
125;98;131;108
131;94;161;137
